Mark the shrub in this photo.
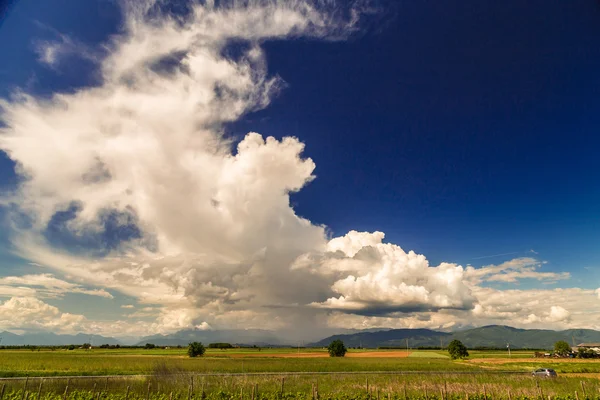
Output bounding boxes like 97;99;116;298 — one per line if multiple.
188;342;206;357
209;343;233;349
447;340;469;359
328;340;347;357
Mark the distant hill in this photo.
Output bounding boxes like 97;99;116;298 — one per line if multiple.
136;329;285;347
136;327;394;347
310;325;600;349
310;328;449;348
0;331;123;346
3;325;599;348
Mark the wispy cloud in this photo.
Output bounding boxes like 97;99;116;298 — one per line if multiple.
0;274;113;299
465;258;569;284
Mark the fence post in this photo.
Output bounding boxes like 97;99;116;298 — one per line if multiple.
125;386;130;400
280;378;284;397
37;379;44;400
483;385;487;400
424;386;428;400
147;383;151;400
444;381;448;400
92;383;97;397
240;388;243;400
0;384;5;400
63;379;70;400
580;382;586;398
404;383;408;400
251;384;255;400
575;391;579;400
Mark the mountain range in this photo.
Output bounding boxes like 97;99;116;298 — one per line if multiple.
2;325;600;349
0;331;123;346
310;325;600;349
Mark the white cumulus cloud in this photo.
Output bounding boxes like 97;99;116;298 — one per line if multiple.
301;231;475;314
0;297;87;334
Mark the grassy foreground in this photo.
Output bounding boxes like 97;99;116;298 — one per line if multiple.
1;373;600;400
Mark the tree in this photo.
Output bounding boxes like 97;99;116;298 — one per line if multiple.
327;339;347;357
554;341;571;357
187;342;206;357
145;343;156;349
447;340;469;359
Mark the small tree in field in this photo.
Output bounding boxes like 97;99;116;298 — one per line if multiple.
187;342;206;357
554;341;571;357
328;339;347;357
447;339;469;359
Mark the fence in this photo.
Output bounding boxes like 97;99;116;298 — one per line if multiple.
0;373;598;400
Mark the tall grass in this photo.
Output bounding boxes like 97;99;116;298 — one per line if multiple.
0;373;599;400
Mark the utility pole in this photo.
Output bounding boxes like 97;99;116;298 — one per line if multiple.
507;343;511;357
406;338;409;353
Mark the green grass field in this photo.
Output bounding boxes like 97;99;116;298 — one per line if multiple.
0;349;478;377
407;351;448;359
0;348;599;399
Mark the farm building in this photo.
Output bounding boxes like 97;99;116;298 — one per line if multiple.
574;343;600;353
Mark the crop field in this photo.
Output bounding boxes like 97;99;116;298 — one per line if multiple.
0;348;599;400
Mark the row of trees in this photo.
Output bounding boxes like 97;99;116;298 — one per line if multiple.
181;340;599;359
326;339;470;359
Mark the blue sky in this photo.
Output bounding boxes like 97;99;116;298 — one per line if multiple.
0;0;598;339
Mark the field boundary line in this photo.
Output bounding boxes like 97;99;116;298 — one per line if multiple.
0;371;528;380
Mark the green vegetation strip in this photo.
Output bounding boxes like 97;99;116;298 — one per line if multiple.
407;351;448;359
